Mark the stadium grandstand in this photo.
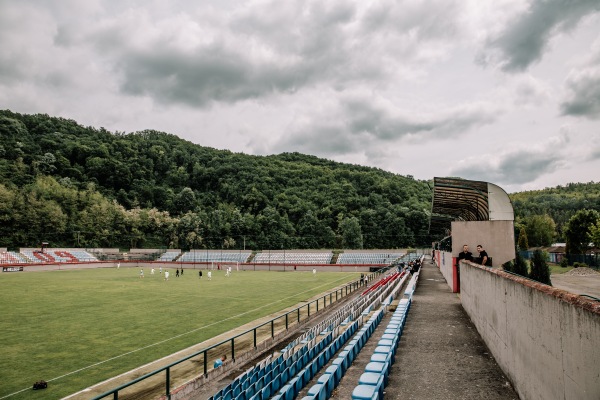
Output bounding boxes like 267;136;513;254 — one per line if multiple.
0;249;99;264
336;250;405;265
199;260;420;400
253;251;333;264
178;250;252;263
0;251;29;264
157;250;182;262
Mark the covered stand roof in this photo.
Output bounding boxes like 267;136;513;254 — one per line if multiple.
430;177;513;236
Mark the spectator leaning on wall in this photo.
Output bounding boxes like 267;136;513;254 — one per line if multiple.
476;245;490;267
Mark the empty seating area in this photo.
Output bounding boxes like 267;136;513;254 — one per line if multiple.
209;266;414;400
252;252;333;264
178;251;252;263
0;249;99;265
0;251;28;264
351;297;412;399
337;252;405;265
157;250;181;261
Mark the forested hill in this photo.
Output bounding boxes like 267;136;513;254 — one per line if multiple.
0;110;433;250
509;182;600;243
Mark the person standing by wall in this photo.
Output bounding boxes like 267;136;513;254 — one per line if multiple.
476;245;489;266
457;245;473;264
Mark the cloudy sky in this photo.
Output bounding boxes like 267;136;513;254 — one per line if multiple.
1;0;599;193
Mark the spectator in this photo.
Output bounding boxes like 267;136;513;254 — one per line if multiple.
213;355;226;368
457;244;473;265
476;245;489;266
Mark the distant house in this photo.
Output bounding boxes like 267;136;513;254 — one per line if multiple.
526;245;566;263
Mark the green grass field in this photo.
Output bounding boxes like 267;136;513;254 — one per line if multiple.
0;267;359;400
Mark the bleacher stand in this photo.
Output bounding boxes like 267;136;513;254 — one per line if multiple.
157;250;181;262
0;251;28;264
337;251;405;265
178;251;251;263
253;252;333;264
209;267;411;400
15;249;98;264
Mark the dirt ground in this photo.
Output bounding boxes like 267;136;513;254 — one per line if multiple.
549;272;600;299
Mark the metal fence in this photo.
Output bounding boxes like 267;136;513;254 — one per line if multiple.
519;251;599;268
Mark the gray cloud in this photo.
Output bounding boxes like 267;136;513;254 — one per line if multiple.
361;0;461;40
590;147;600;161
85;1;385;107
560;66;600;119
270;93;499;157
482;0;600;72
450;140;567;185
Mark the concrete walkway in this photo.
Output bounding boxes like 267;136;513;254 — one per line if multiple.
384;258;519;399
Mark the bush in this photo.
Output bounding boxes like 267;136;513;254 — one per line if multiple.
560;258;569;268
529;250;552;285
572;262;588;268
513;252;529;276
502;260;514;272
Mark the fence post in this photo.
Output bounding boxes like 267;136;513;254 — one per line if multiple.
285;313;288;330
254;328;257;348
231;338;235;360
165;367;170;400
204;350;208;376
271;320;274;338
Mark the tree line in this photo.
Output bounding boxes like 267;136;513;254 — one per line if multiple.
1;110;598;253
0;110;432;250
510;183;600;255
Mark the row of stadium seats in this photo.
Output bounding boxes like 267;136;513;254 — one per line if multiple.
252;252;333;264
0;251;28;264
0;250;98;265
155;250;421;265
351;297;412;399
157;250;181;261
178;251;252;263
210;267;408;400
350;268;418;399
302;309;385;399
336;252;405;265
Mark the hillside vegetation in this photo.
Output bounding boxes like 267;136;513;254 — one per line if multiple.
0;110;432;250
510;182;600;244
2;110;598;252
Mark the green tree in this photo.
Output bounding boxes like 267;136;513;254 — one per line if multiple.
565;209;600;254
339;215;363;249
517;226;529;250
529;249;551;285
173;187;197;214
525;214;555;247
588;219;600;248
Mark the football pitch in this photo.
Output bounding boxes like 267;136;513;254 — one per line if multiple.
0;267;359;400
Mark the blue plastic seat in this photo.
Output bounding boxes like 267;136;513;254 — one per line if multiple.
317;373;335;398
358;372;384;399
325;364;342;386
365;361;389;385
307;383;327;400
351;384;379;400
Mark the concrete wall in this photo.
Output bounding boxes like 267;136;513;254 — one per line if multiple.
437;250;457;292
460;262;600;400
451;220;515;267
